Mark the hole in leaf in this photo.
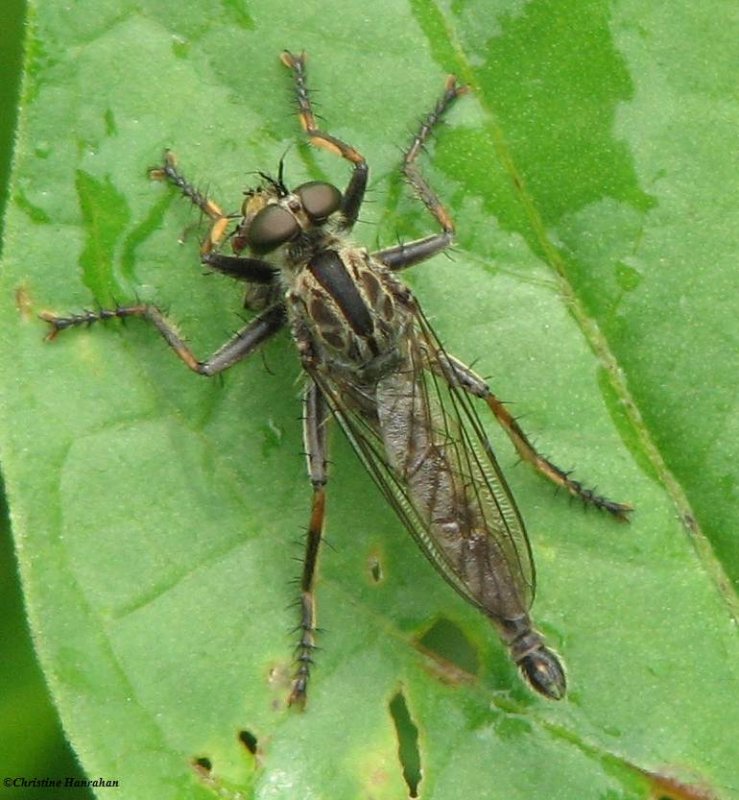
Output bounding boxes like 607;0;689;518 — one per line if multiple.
417;616;479;678
369;553;383;582
238;729;258;755
642;767;717;800
389;690;421;798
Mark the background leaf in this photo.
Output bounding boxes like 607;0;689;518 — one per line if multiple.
1;1;737;799
0;0;93;795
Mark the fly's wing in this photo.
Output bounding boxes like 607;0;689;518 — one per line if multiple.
308;303;535;621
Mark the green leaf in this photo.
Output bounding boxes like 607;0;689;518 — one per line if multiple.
1;1;737;799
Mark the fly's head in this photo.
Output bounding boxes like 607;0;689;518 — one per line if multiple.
232;170;342;262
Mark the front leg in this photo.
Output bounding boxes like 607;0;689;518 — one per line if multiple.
280;51;368;231
149;150;235;255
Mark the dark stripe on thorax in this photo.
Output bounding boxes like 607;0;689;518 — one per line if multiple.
308;250;374;338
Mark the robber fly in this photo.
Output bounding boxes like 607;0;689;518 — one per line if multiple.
42;51;630;706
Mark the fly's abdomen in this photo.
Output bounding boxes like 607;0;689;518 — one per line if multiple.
374;356;566;700
375;363;530;621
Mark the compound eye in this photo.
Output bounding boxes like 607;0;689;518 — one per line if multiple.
247;205;300;253
295;181;342;222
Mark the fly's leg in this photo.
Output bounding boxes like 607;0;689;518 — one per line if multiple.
375;75;469;271
281;51;367;231
151;151;281;285
438;351;632;519
41;302;286;376
201;252;278;284
375;234;454;271
289;382;330;707
150;150;234;255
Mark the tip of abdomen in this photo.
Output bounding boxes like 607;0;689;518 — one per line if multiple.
518;646;567;700
501;621;567;700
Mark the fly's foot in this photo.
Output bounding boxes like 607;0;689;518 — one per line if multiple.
288;628;317;708
40;305;140;341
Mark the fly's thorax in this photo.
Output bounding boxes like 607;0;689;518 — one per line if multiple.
287;246;412;372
